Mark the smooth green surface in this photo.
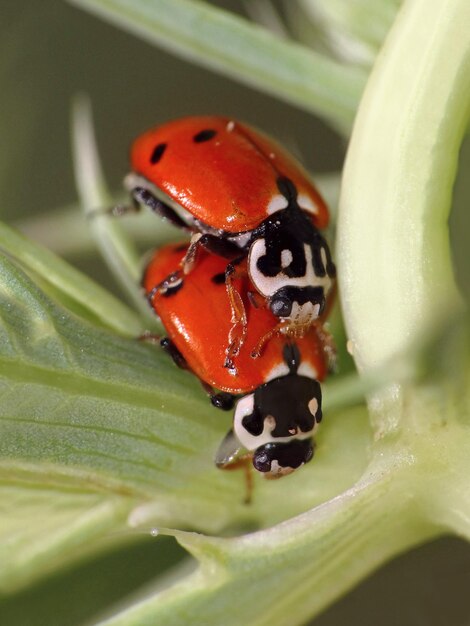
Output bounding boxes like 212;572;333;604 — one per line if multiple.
338;0;469;375
67;0;366;133
0;536;189;626
95;451;440;626
0;0;469;624
0;241;372;592
0;222;141;336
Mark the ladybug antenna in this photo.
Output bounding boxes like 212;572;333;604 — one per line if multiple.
282;343;301;375
276;177;298;205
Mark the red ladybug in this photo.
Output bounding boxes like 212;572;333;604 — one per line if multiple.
126;116;336;368
143;242;329;478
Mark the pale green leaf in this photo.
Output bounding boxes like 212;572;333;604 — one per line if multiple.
299;0;399;64
0;221;141;336
338;0;470;372
91;450;440;626
14;202;179;257
0;484;129;593
71;95;159;325
67;0;367;134
337;0;470;432
0;243;372;530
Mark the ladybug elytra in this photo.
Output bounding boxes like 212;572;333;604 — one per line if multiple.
143;242;329;478
127;116;336;368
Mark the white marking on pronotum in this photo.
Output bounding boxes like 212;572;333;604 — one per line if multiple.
264;362;290;382
298;193;318;215
308;397;318;417
281;249;293;268
234;394;315;451
297;361;318;380
267;194;288;215
226;120;235;132
248;242;332;300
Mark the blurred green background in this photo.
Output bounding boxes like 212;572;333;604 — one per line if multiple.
0;1;469;625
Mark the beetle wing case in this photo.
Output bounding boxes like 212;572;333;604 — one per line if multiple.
143;243;328;394
130;116;329;233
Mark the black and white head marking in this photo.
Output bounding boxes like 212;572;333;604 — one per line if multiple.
252;438;314;476
247;177;336;325
233;343;322;453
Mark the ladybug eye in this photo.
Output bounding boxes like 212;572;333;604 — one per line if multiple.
252;439;314;475
193;129;217;143
270;296;292;318
150;143;167;164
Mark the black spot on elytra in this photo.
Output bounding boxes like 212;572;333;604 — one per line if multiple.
211;272;226;285
150;143;167;164
193;129;217;143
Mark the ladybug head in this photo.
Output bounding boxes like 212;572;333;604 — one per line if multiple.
269;285;326;323
252;438;314;477
232;366;322;476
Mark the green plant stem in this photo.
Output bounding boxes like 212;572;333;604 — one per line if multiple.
338;0;470;431
96;455;439;626
0;222;142;335
67;0;367;134
14;204;179;257
71;96;158;325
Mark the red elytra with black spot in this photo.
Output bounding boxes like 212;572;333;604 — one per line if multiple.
142;243;328;394
130;116;329;233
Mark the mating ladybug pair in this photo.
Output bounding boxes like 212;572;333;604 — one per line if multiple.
125;116;336;478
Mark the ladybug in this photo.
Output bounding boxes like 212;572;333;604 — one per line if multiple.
125;116;336;368
142;242;329;478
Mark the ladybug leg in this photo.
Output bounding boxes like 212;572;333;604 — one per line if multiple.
138;330;161;344
131;187;190;230
231;457;254;505
88;197;141;219
198;381;237;411
149;235;211;297
93;186;190;230
220;455;254;505
215;429;254;505
319;282;337;323
247;290;266;309
250;324;284;359
159;336;189;369
155;234;243;297
179;233;205;275
156;336;238;407
139;332;190;369
224;262;249;371
311;321;337;374
210;392;237;411
181;233;242;274
251;319;317;358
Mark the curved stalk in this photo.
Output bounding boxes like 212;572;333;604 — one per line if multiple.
338;0;470;383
